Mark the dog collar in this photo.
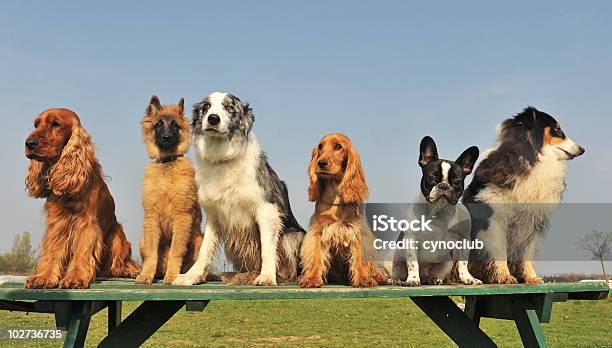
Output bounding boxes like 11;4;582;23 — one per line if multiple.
156;154;184;164
327;202;361;216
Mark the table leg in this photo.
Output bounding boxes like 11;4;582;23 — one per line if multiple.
63;301;93;348
107;301;122;333
54;301;71;330
511;297;548;348
98;300;208;347
464;296;481;326
411;296;496;348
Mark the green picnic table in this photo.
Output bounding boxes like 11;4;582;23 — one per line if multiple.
0;279;608;348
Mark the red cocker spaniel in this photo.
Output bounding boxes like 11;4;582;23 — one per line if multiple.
24;108;139;289
299;133;385;288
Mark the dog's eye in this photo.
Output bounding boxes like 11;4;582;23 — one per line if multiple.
201;104;210;112
427;175;436;183
334;143;342;150
171;121;179;129
34;121;39;128
452;178;462;186
555;128;564;137
318;144;323;150
51;121;61;129
155;122;162;128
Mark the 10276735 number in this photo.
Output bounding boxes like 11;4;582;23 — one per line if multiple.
0;328;64;340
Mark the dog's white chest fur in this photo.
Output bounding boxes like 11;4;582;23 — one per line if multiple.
195;135;264;231
512;156;566;203
476;152;567;204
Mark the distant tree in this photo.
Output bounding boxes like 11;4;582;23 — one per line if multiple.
0;232;36;274
578;229;611;281
0;254;7;272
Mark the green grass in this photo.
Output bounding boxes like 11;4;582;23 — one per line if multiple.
0;298;610;347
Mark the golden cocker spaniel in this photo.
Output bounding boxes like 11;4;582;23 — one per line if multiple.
24;108;139;289
299;133;385;288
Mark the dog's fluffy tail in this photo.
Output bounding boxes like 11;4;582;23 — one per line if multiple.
221;271;295;285
279;230;304;281
218;229;304;286
204;272;222;282
220;231;304;286
221;271;259;285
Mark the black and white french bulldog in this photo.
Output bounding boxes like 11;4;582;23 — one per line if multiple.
385;136;482;286
418;136;478;206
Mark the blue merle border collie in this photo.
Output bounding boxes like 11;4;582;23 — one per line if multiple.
173;92;305;286
463;107;584;284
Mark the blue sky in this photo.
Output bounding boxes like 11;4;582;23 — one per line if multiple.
1;1;610;274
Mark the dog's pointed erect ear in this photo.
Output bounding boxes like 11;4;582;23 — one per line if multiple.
456;146;479;175
419;136;438;167
178;98;184;115
146;95;162;116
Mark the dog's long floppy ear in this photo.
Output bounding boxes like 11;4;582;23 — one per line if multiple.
456;146;480;175
146;95;162;116
339;143;368;203
47;123;97;197
419;136;438;167
307;146;320;202
25;160;50;198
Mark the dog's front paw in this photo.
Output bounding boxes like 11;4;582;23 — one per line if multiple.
172;274;204;286
422;277;444;285
370;269;388;284
352;275;378;288
402;273;421;287
135;273;155;285
252;273;277;286
111;263;140;278
25;274;59;289
523;276;544;284
460;276;483;285
163;274;178;285
58;275;91;289
299;276;323;288
386;278;403;286
491;274;518;284
402;278;421;287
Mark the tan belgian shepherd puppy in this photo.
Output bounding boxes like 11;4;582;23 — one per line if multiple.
136;96;203;285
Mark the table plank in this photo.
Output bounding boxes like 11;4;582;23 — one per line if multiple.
0;281;608;301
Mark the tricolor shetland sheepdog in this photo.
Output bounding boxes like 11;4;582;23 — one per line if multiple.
463;107;584;284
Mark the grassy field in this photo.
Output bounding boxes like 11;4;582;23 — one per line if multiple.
0;297;610;347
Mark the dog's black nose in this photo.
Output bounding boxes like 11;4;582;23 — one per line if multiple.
208;114;220;126
25;138;39;150
577;146;585;156
438;183;451;192
317;160;328;169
